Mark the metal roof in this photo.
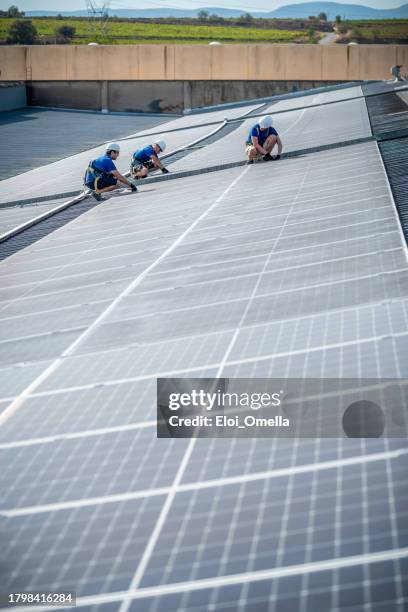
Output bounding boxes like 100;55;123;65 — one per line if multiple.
0;81;407;612
0;103;263;209
0;108;174;181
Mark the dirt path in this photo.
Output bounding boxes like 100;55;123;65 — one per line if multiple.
319;32;338;45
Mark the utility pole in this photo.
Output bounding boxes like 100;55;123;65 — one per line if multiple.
85;0;111;38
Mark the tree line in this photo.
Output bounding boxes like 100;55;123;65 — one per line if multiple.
2;4;342;45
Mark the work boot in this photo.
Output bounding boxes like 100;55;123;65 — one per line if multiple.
92;192;105;202
246;159;254;165
263;153;273;162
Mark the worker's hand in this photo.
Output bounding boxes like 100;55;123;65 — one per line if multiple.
161;167;170;174
130;183;137;192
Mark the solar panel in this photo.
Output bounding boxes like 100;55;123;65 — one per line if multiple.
0;82;407;611
0;198;68;237
126;556;407;611
168;95;371;173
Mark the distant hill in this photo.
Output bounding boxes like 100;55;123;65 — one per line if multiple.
265;2;408;19
26;9;244;18
26;3;408;21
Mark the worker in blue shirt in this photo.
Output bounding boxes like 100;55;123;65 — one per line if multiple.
131;140;169;179
245;115;283;164
85;142;137;201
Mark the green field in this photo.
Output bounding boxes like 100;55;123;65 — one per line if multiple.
340;19;408;43
0;17;302;44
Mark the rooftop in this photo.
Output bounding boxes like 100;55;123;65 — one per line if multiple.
0;80;407;611
0;107;173;181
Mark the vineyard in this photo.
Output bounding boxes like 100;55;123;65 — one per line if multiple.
0;17;303;44
339;19;408;43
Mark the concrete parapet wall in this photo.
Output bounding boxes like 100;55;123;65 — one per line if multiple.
0;46;27;81
26;80;346;113
1;44;407;82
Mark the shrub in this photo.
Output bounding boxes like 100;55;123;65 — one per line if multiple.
7;19;37;44
56;24;76;40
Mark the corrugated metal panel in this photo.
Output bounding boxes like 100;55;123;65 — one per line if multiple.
379;136;408;243
363;85;408;244
364;89;408;138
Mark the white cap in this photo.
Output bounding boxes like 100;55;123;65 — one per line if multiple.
155;140;166;152
105;142;120;152
259;115;273;128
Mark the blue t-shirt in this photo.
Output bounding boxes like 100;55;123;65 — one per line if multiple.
92;154;116;174
134;145;155;163
247;125;278;146
86;154;116;185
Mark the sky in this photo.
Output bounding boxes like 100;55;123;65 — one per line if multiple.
0;0;403;12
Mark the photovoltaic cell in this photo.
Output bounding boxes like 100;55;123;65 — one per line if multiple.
138;454;407;586
128;559;408;612
0;380;158;442
1;497;166;597
1;427;185;509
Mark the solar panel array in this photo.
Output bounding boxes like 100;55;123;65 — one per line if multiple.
169;88;371;172
0;102;262;208
0;82;407;612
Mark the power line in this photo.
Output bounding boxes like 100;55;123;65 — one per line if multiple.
85;0;111;37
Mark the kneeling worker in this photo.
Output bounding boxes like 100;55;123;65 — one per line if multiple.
245;115;282;164
85;142;137;201
131;140;169;179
